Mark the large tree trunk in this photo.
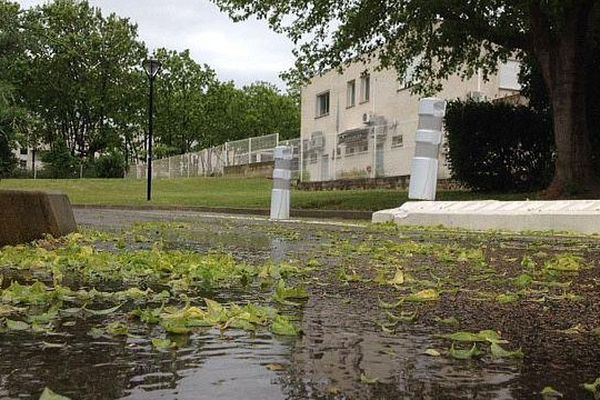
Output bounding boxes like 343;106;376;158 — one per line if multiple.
532;3;596;197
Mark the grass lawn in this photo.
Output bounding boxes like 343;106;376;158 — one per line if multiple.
0;177;534;211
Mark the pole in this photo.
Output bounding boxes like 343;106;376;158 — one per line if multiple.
147;76;154;201
32;148;36;179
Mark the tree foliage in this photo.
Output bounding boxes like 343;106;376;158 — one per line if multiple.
0;0;300;178
153;48;218;156
20;0;147;158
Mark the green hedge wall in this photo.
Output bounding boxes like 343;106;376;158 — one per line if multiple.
444;100;554;192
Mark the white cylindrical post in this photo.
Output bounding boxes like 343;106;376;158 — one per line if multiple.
270;145;293;220
408;98;447;200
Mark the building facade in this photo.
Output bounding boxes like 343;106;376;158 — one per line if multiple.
12;145;44;175
300;59;521;182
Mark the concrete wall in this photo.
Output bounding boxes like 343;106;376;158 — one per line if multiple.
0;190;77;246
300;59;521;182
223;161;274;177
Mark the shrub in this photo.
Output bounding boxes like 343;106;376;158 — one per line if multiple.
41;140;78;178
94;151;125;178
444;100;554;192
0;134;17;178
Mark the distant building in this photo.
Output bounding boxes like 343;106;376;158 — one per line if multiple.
299;58;522;182
12;144;44;174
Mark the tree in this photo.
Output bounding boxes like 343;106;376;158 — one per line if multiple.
153;48;217;155
241;81;299;140
0;1;26;177
21;0;147;160
212;0;600;195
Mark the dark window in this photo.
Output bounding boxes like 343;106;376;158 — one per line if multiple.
346;80;356;108
316;91;330;117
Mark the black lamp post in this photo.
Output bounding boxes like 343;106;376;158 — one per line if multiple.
143;58;162;201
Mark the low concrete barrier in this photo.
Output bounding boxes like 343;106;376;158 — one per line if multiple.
0;190;77;246
372;200;600;234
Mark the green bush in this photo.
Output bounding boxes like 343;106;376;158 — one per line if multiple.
0;134;17;178
94;151;125;178
444;100;554;192
41;140;79;178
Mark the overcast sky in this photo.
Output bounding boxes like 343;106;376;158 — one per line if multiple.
16;0;296;89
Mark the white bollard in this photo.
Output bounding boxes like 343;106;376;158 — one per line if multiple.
270;145;293;220
408;98;447;200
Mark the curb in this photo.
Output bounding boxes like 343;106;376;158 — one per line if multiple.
72;204;372;221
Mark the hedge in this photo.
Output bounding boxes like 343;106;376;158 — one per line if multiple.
444;100;554;192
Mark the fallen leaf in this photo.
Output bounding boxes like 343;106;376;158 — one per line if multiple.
266;363;287;371
39;387;71;400
490;343;524;359
540;386;563;399
424;349;441;357
449;343;483;360
360;373;379;384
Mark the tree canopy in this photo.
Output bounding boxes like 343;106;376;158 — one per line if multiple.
0;0;300;177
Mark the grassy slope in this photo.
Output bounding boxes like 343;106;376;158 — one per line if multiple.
0;177;533;211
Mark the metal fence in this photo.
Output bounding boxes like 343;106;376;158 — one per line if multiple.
127;121;449;182
127;133;299;179
299;119;451;182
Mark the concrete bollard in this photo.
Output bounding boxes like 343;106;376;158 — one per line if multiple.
270;145;293;220
408;98;447;200
0;190;77;246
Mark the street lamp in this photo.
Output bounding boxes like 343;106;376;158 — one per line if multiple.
143;58;162;201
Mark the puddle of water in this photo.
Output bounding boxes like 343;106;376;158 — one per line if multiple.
0;209;597;399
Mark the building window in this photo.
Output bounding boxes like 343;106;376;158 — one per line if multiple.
391;135;404;148
309;152;318;164
346;80;356;108
20;147;28;155
360;74;370;103
399;57;421;90
316;91;330;117
499;60;521;90
345;142;369;156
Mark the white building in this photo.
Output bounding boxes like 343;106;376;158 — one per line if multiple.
300;59;522;182
12;144;44;175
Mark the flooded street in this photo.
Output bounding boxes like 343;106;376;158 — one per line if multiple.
1;208;599;399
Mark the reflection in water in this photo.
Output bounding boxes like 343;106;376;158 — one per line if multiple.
288;296;519;400
122;331;291;400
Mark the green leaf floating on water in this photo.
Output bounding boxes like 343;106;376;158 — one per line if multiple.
540;386;563;399
6;319;30;331
39;387;71;400
83;303;123;316
271;315;300;336
496;293;519;304
439;330;506;344
490;343;524;359
584;377;600;398
272;280;309;306
106;322;129;336
151;338;177;350
544;254;584;272
449;343;483;360
436;316;460;327
404;289;439;302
